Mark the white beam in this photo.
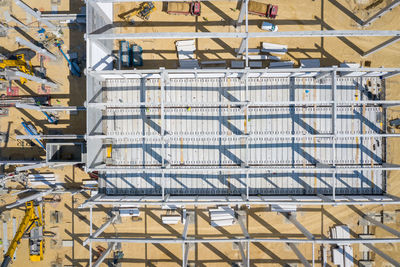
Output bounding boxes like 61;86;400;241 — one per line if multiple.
83;213;118;246
88;30;400;40
92;242;116;267
15;37;57;61
14;0;56;29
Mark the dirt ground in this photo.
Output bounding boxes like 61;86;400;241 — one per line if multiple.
0;0;400;266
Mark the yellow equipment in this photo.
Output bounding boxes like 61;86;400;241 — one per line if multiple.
0;53;34;84
1;201;44;267
119;2;156;21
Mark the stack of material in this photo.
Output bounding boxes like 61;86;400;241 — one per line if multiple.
28;173;60;187
300;59;320;68
82;180;98;190
269;61;294;68
330;225;354;267
119;207;140;217
261;42;288;54
161;214;182;225
209;206;235;227
176;39;199;69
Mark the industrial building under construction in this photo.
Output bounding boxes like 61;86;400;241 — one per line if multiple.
1;0;400;266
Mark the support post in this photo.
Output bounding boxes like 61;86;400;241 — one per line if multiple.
363;36;400;57
236;242;248;267
363;243;400;267
89;206;93;267
237;38;247;54
236;211;249;238
182;243;190;267
236;0;247;28
362;0;400;26
92;242;116;267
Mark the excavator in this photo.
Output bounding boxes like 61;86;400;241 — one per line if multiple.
0;49;35;85
1;200;44;267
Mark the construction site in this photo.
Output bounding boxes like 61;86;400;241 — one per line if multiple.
0;0;400;266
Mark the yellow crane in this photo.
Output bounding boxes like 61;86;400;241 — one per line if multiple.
1;201;44;267
0;50;35;85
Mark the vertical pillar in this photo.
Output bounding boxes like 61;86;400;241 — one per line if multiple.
236;0;247;28
237;38;247;54
89;206;93;267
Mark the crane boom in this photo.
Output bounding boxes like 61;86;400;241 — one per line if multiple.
1;201;43;267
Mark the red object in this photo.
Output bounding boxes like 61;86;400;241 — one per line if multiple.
191;2;201;16
267;4;278;18
6;86;19;96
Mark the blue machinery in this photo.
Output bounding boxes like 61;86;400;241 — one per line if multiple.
21;122;46;150
56;43;81;77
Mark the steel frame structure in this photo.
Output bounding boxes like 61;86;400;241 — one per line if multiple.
85;1;400;266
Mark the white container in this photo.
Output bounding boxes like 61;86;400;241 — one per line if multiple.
261;22;278;32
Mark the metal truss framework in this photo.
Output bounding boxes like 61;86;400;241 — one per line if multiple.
85;2;400;266
83;206;400;267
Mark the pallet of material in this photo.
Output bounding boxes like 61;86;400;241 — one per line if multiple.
176;39;195;47
269;61;294;68
261;42;288;54
300;59;320;68
209;206;235;227
161;215;181;225
178;51;195;60
234;48;260;54
243;54;281;61
249;61;262;68
231;60;245;69
179;59;199;69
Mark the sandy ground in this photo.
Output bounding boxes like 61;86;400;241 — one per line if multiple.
0;0;400;266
